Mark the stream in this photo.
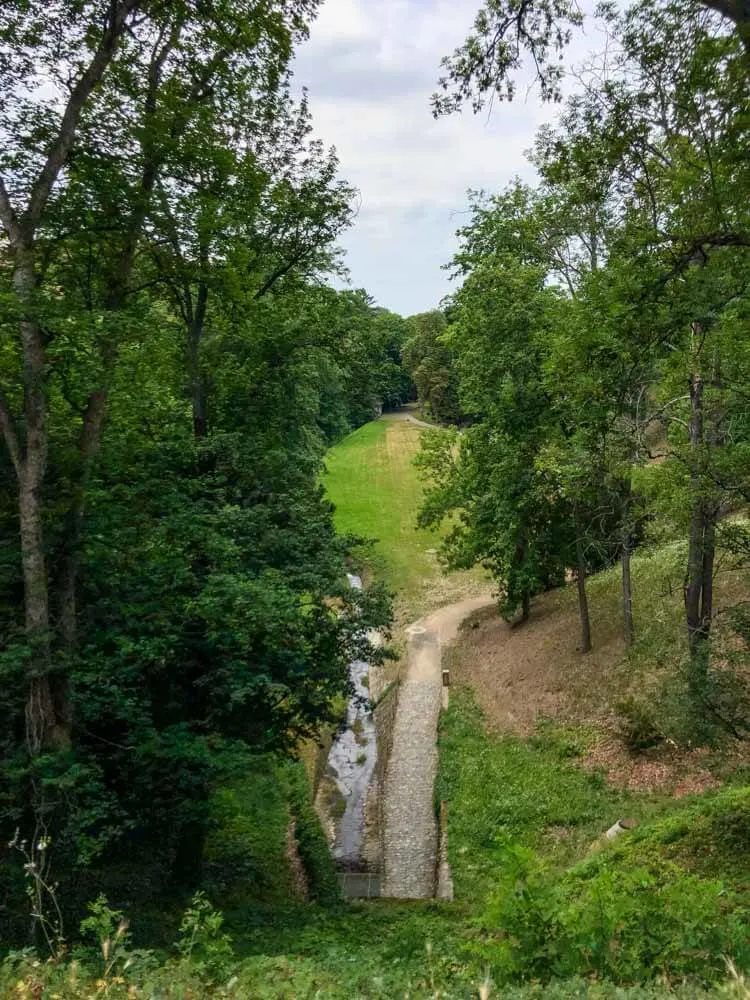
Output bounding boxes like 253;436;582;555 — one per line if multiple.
324;573;378;868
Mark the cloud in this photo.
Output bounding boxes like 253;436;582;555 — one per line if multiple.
293;0;594;315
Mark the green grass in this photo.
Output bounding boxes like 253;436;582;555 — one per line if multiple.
436;689;750;986
5;693;750;996
323;418;438;590
437;688;665;901
204;756;339;909
225;694;749;993
6;436;749;997
323;415;485;617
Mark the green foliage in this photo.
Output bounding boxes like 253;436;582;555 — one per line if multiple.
431;0;747;113
203;758;296;907
484;853;748;983
2;709;750;995
402;311;460;424
419;0;750;729
176;892;234;984
283;761;341;904
616;696;665;752
437;689;633;899
416;262;574;618
1;949;747;1000
2;0;750;989
0;0;404;936
440;689;750;986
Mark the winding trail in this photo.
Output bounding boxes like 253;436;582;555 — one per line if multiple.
388;407;435;430
381;594;494;898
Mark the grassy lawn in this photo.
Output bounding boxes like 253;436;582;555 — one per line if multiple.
323;414;486;620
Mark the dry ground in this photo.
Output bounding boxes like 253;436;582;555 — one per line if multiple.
448;546;750;795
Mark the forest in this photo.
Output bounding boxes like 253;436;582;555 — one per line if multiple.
0;0;749;997
420;0;750;726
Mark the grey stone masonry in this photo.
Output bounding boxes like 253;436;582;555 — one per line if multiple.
381;595;495;900
382;627;441;898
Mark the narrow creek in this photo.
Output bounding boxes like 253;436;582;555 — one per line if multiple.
324;573;378;868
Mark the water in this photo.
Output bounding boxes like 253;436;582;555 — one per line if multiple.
325;574;378;867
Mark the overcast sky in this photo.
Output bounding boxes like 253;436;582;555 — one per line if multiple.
293;0;594;316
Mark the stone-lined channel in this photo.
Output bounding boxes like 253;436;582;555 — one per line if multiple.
324;573;378;869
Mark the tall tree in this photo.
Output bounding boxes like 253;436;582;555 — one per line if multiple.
0;0;322;753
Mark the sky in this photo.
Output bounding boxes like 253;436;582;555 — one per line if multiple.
292;0;593;316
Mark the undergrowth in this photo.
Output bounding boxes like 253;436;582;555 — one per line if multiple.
3;683;749;997
439;689;750;987
204;756;339;907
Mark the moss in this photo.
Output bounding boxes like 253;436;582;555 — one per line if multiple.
283;762;341;904
204;756;340;908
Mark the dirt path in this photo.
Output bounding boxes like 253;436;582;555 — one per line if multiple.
381;594;494;898
386;408;435;430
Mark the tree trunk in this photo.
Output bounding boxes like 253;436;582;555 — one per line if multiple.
700;514;715;637
574;529;592;654
522;592;531;622
621;526;635;648
0;1;141;755
189;281;209;439
13;248;69;752
58;387;109;652
20;466;65;753
685;367;711;661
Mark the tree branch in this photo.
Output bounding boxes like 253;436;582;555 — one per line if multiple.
0;392;21;476
254;250;308;299
24;0;142;232
0;178;23;245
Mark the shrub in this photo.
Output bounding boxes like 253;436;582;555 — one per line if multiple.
616;695;664;752
283;762;341;904
480;847;749;984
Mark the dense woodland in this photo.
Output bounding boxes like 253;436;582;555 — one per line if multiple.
0;0;419;939
0;0;749;995
419;0;750;742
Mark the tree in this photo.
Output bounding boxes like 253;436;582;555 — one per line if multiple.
0;0;323;754
418;260;572;624
1;0;407;926
426;0;750;724
402;311;461;424
432;0;749;117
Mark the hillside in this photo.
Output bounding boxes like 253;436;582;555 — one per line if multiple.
7;418;749;998
2;3;750;999
323;410;488;621
449;540;750;790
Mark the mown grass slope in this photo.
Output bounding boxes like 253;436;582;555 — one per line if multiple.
323;413;486;619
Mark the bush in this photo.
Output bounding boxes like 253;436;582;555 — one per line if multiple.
283;762;341;904
203;755;339;907
203;756;295;906
480;847;749;984
616;695;664;752
475;787;750;985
